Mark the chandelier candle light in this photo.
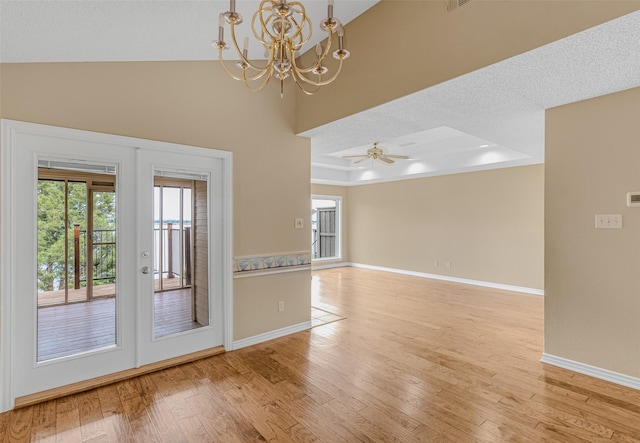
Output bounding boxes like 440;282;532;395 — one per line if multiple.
212;0;351;97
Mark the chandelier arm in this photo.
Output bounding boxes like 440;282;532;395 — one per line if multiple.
289;30;333;74
218;48;272;82
290;58;344;87
253;4;277;43
229;23;275;73
292;76;321;96
218;49;247;81
241;67;274;93
286;11;312;49
283;1;310;44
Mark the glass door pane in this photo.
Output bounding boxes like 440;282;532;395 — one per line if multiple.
153;178;208;338
36;172;117;362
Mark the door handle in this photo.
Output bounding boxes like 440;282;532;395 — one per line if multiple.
141;266;150;274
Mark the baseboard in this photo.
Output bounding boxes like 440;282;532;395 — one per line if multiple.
541;353;640;391
349;263;544;296
311;261;352;270
232;321;312;350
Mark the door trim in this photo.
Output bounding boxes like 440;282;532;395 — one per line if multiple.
0;119;234;412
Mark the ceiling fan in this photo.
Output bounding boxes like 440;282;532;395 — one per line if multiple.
342;142;410;164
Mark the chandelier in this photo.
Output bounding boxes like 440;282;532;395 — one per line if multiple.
212;0;351;97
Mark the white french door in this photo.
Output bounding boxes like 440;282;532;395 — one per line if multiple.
1;120;232;412
136;148;224;365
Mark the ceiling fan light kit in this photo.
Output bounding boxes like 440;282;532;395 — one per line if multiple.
212;0;351;97
342;142;410;165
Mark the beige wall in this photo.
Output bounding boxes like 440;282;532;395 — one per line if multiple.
545;87;640;377
348;165;544;290
311;183;350;264
0;61;312;342
296;1;640;133
234;272;311;340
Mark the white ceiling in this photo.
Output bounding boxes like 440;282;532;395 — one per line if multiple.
1;3;639;186
0;0;378;63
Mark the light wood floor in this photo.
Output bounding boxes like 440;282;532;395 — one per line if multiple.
4;267;640;442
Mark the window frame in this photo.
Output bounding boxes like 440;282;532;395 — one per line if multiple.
311;194;342;263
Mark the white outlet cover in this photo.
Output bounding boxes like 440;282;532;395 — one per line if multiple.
595;214;622;229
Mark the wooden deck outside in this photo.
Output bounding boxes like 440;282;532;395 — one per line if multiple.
38;277;186;306
37;288;199;361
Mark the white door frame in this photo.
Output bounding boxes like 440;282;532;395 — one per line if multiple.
0;119;234;412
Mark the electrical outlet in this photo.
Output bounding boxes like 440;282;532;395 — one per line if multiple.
433;260;438;267
595;214;622;229
278;301;285;312
446;261;451;268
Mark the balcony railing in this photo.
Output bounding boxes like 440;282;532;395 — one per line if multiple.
70;224;192;291
74;226;116;289
156;223;192;286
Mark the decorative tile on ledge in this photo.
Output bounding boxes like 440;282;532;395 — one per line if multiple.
233;251;311;274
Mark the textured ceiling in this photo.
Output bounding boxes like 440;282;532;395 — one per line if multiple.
301;10;640;185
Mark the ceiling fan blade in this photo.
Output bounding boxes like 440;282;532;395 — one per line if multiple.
386;155;410;159
342;154;368;159
378;156;395;164
354;157;369;164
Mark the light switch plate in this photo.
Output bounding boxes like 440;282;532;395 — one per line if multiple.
295;218;303;228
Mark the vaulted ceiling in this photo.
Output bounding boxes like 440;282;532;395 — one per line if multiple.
2;2;639;186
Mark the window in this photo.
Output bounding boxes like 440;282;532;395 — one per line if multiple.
311;195;342;261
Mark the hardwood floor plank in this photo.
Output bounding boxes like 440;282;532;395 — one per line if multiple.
120;395;162;442
134;374;187;443
192;357;244;394
267;343;369;412
29;400;56;442
188;383;257;443
4;267;640;441
55;395;82;443
176;413;212;443
3;405;32;443
77;391;106;442
284;422;321;443
95;384;132;442
223;386;296;443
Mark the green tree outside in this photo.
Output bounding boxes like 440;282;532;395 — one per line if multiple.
37;179;116;293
